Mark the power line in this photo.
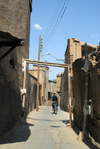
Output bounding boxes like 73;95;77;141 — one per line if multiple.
43;47;57;60
43;47;65;63
43;0;69;47
43;0;66;41
43;0;63;39
43;0;69;48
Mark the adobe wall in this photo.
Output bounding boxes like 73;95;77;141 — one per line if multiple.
60;73;64;108
63;68;69;111
0;0;32;39
87;62;100;143
73;58;100;143
62;38;82;112
0;0;32;135
29;66;49;101
28;74;37;112
29;70;44;98
0;64;22;135
73;58;85;130
56;75;61;93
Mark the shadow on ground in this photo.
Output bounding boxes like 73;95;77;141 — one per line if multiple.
62;120;69;125
60;107;67;112
0;121;34;144
50;126;61;128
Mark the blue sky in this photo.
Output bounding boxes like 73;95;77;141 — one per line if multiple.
29;0;100;80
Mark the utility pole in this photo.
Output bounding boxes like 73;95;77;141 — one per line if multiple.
36;36;41;111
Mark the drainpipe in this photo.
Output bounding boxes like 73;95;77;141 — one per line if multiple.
68;54;74;127
22;60;27;117
68;65;72;127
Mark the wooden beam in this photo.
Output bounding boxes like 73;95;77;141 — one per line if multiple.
0;40;23;47
0;46;16;61
24;59;69;68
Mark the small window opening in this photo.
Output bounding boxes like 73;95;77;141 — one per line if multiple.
9;58;16;69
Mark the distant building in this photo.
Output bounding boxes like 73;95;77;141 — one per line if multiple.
56;74;61;94
28;74;42;112
47;80;60;106
29;65;49;104
60;38;97;111
65;38;97;64
56;73;65;109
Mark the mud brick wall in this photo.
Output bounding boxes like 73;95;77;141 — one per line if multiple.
60;73;64;108
63;68;69;111
87;62;100;143
73;59;85;131
0;0;32;135
0;0;32;39
73;59;100;143
28;74;37;112
0;65;22;135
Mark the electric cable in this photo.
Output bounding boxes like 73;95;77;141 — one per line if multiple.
43;0;69;48
43;47;65;63
43;0;63;39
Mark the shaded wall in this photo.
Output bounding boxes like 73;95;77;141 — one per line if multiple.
63;68;69;111
73;58;100;143
0;0;32;135
60;73;64;108
0;64;22;135
87;62;100;143
73;59;85;130
28;74;37;112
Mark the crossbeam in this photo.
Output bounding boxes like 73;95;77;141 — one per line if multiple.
24;59;69;68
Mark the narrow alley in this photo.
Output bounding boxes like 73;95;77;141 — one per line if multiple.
0;106;98;149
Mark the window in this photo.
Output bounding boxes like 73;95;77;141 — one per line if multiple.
9;58;16;69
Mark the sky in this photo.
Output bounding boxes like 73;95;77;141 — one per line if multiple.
29;0;100;80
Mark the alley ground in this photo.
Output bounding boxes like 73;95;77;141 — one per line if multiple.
0;106;99;149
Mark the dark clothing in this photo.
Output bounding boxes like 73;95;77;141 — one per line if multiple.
52;96;58;102
52;102;58;108
52;96;58;109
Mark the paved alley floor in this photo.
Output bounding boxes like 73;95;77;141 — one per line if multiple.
0;106;99;149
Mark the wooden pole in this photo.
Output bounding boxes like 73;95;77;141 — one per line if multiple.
36;36;41;111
